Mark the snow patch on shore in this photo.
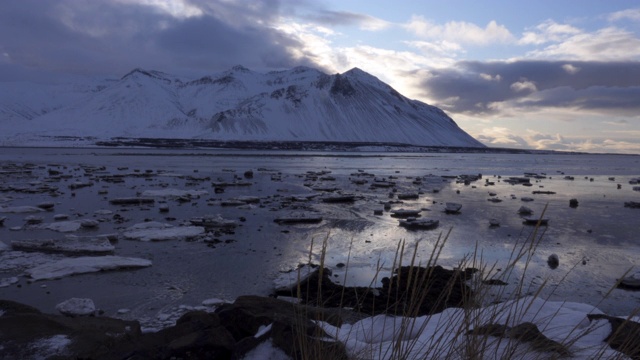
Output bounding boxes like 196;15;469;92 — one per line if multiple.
317;296;622;359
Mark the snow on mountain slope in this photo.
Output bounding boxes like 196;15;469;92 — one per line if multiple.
0;66;484;148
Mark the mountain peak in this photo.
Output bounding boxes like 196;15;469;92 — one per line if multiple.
121;68;174;83
230;65;251;73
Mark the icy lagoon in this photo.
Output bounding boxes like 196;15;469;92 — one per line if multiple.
1;147;639;329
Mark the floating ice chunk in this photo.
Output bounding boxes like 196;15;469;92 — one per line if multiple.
56;298;95;316
123;226;205;242
26;255;152;281
12;235;115;254
0;206;46;213
33;220;83;233
0;276;19;288
126;221;173;231
273;264;318;291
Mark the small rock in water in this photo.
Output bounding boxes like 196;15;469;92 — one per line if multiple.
56;298;96;317
569;198;579;208
25;215;44;225
518;206;533;215
489;219;500;227
37;202;55;210
547;254;559;269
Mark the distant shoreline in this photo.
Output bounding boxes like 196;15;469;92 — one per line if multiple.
3;135;638;156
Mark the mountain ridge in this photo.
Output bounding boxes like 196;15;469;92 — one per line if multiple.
0;66;484;148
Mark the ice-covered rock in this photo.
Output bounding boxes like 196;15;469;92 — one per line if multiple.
56;298;96;317
26;255;152;281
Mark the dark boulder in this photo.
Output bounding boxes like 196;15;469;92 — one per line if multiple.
588;314;640;359
275;265;477;317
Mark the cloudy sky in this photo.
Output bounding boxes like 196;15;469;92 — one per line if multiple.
1;0;639;154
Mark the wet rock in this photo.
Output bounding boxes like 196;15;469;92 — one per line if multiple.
68;181;94;190
0;299;140;359
518;206;533;215
217;296;349;360
588;314;640;359
274;215;322;225
37;202;55;210
617;271;640;290
624;201;640;209
109;197;155;205
321;194;356;203
547;254;559;269
482;278;507;285
469;322;570;357
276;264;476;317
25;215;44;225
570;198;579;208
397;193;419;200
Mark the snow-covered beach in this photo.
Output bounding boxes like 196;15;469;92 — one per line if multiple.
1;147;639;358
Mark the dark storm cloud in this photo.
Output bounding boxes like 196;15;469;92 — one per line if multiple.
418;60;640;115
0;0;320;81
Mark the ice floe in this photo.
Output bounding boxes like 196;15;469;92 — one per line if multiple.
0;276;19;288
11;235;115;254
56;298;96;316
26;255;152;281
0;206;46;213
122;225;205;242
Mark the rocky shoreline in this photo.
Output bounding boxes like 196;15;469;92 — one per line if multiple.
2;265;640;359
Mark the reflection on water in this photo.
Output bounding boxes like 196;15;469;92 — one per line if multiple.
0;147;639;316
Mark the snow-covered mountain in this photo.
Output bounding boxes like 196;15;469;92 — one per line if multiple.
0;66;484;147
